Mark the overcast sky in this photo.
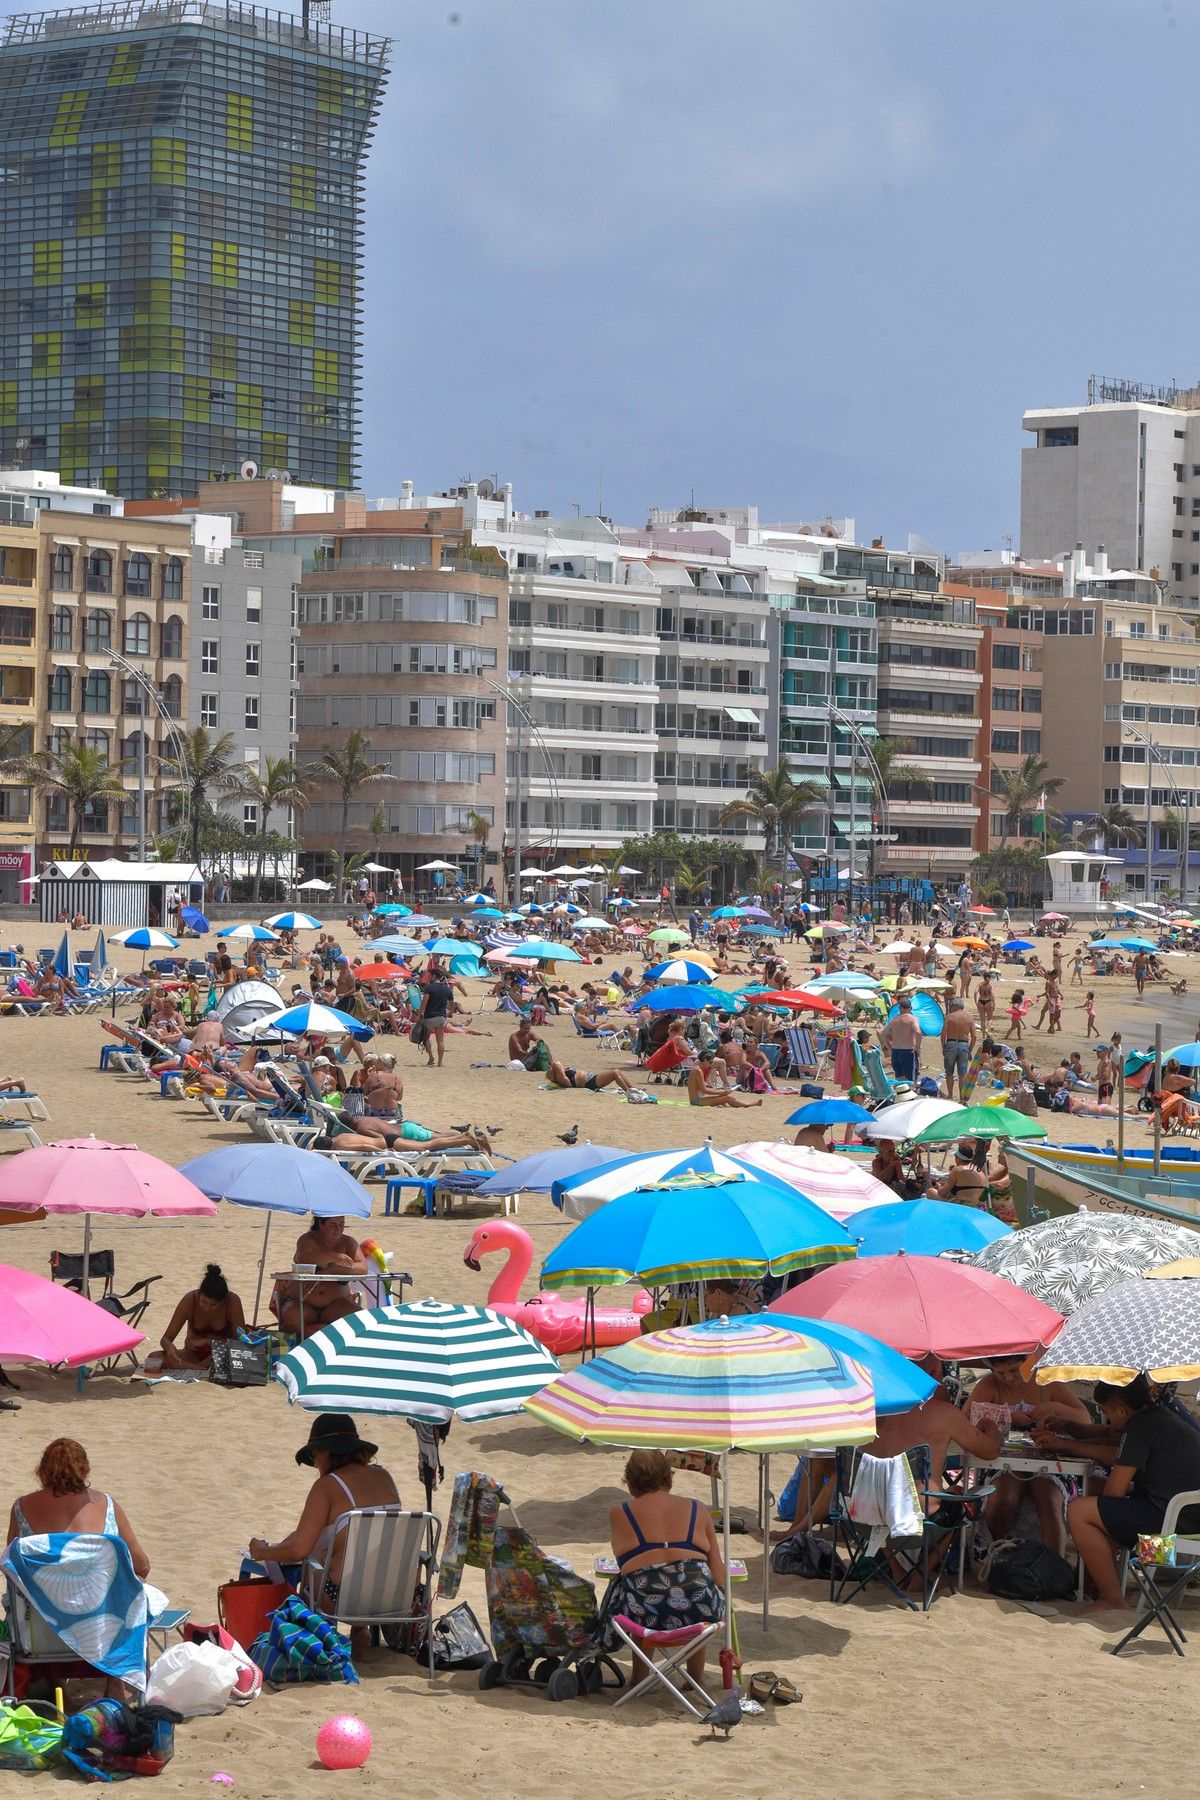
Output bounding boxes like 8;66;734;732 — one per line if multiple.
348;0;1196;553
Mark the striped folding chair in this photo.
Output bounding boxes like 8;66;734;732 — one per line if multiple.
302;1508;441;1675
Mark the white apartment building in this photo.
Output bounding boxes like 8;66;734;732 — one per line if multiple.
1022;377;1200;600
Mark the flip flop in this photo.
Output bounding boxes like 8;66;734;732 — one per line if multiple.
748;1670;779;1704
772;1676;801;1705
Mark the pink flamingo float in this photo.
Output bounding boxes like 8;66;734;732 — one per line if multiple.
463;1220;651;1355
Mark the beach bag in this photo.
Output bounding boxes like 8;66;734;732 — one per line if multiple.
1050;1087;1071;1113
799;1082;824;1099
771;1530;844;1581
1007;1084;1039;1118
145;1640;248;1718
416;1603;491;1671
534;1038;551;1072
409;1018;428;1049
218;1576;293;1648
179;1623;262;1703
983;1538;1075;1602
209;1337;269;1387
918;1076;940;1097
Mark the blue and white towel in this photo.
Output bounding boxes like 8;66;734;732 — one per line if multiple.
1;1532;149;1692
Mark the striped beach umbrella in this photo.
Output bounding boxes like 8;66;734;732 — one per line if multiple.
525;1314;876;1638
275;1299;560;1422
726;1142;897;1222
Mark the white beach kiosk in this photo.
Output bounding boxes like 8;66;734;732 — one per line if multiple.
38;859;205;930
1042;850;1124;916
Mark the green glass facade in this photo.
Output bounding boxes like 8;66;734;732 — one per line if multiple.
0;1;389;498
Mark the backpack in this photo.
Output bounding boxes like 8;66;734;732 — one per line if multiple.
917;1076;940;1096
771;1530;845;1581
983;1537;1075;1602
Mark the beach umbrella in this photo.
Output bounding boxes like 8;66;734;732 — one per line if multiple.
462;893;491;906
513;939;584;963
554;1142;806;1220
968;906;997;917
859;1097;963;1141
644;959;716;984
351;961;409;982
608;897;636;909
474;1143;625;1199
180;1142;371;1323
541;1170;854;1289
373;903;411;917
770;1253;1063;1361
767;1316;936;1416
753;990;844;1017
878;940;915;955
484;949;538;967
638;984;739;1013
551;903;583;917
739;907;773;921
784;1098;876;1127
1001;938;1035;952
470;907;505;920
401;915;439;932
525;1314;876;1639
51;930;71;979
276;1299;559;1433
647;927;690;945
1035;1270;1200;1385
1118;937;1157;953
425;938;481;959
571;917;613;931
0;1263;144;1370
218;923;279;942
726;1142;898;1222
973;1212;1200;1316
909;1105;1047;1146
112;927;178;950
517;903;547;916
1039;912;1068;923
361;862;393;876
1164;1043;1200;1069
248;1000;373;1041
91;929;108;976
710;906;746;920
264;911;322;931
0;1138;216;1289
179;905;209;933
951;936;990;951
804;971;879;990
740;924;786;938
417;860;459;873
850;1199;1011;1259
1086;938;1127;950
367;936;427;957
297;877;333;891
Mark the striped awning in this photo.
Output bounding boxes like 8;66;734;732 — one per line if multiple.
274;1299;560;1422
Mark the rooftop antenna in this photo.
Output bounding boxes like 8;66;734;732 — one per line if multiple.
302;0;331;33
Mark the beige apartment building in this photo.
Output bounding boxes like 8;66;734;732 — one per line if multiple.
0;474;191;889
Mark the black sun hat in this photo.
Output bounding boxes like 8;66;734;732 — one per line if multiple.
295;1413;378;1466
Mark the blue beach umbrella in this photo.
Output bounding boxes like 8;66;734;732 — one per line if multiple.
644;959;716;984
180;905;209;933
91;929;108;975
553;1143;797;1217
264;911;322;931
425;937;481;958
474;1142;626;1199
51;930;71;979
1118;937;1157;953
639;984;739;1013
470;907;504;920
373;903;411;917
463;893;491;906
249;1000;373;1041
767;1316;936;1415
1001;938;1035;952
515;940;584;963
850;1198;1011;1259
785;1098;877;1128
112;927;179;951
710;906;746;920
740;923;786;938
367;936;427;957
218;923;279;942
541;1170;854;1289
1164;1043;1200;1069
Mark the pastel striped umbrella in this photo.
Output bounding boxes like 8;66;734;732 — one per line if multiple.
524;1314;876;1639
275;1299;560;1423
726;1142;898;1222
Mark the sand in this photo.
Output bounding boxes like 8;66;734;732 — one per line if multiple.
0;921;1196;1798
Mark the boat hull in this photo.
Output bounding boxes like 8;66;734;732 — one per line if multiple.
1007;1143;1200;1229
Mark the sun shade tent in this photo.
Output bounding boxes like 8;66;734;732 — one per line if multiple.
38;859;204;929
213;979;286;1044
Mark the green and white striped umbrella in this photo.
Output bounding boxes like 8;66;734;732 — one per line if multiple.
273;1299;561;1423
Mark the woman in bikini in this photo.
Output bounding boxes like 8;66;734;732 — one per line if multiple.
151;1263;245;1371
966;1355;1090;1557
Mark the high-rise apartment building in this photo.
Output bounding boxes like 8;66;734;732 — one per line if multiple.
0;1;389;499
1021;378;1200;599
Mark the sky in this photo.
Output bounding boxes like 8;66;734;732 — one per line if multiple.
347;0;1196;554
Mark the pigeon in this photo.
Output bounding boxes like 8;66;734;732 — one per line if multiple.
557;1124;580;1146
699;1687;743;1739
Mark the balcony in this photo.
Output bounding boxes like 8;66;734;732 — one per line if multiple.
509;616;658;642
657;679;768;696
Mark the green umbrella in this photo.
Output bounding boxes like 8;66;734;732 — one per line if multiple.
909;1106;1047;1145
647;927;690;944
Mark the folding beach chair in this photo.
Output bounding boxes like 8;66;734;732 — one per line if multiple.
2;1545;188;1701
572;1012;622;1054
859;1045;903;1104
302;1508;441;1676
1112;1488;1200;1657
782;1025;830;1081
50;1251;161;1365
609;1615;722;1718
832;1444;987;1612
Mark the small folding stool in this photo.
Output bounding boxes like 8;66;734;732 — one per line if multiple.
609;1614;722;1718
1111;1493;1200;1659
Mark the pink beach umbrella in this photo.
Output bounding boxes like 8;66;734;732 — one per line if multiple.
727;1142;897;1222
0;1138;217;1284
0;1262;144;1369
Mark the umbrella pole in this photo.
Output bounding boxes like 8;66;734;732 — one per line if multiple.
761;1452;770;1632
252;1214;272;1326
1117;1060;1126;1164
1153;1024;1162;1177
82;1213;92;1297
722;1450;732;1656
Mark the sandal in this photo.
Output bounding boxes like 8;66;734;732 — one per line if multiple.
748;1670;779;1704
772;1676;801;1705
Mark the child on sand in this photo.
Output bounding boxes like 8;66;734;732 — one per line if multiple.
1077;991;1098;1038
1004;989;1028;1041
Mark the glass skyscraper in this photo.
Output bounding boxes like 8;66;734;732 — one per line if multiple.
0;2;389;498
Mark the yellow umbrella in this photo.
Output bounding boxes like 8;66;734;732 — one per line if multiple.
1147;1259;1200;1280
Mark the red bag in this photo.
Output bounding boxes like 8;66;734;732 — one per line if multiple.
216;1578;292;1650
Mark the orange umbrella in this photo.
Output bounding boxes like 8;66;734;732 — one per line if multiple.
353;962;410;981
755;989;844;1018
951;936;989;950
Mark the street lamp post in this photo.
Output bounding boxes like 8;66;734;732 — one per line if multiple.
106;650;190;863
829;705;889;916
1123;723;1188;904
476;673;562;909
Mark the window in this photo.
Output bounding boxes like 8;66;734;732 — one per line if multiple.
162;675;182;719
160;616;183;659
1042;426;1078;447
92;502;112;516
83;609;111;653
202;585;220;619
123;552;151;597
991;687;1019;711
82;670;111;714
200;693;218;728
1021;688;1042;712
50;545;74;591
121;731;147;766
579;802;601;830
246;586;262;622
122;613;150;655
245;642;260;676
991;729;1019;753
991;642;1019;669
85;549;112;594
243;803;258;831
581;752;602;781
201;639;219;674
49;608;72;651
244;696;259;730
1021;729;1042;753
47;667;72;712
163;556;183;601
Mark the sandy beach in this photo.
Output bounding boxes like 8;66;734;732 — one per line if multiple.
1;920;1197;1798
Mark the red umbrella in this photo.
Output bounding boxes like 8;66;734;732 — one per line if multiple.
352;962;411;981
767;1251;1062;1360
755;989;844;1018
967;906;996;917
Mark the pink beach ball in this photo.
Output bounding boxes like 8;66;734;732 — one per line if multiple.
316;1715;373;1770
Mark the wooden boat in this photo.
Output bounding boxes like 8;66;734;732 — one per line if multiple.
1006;1141;1200;1229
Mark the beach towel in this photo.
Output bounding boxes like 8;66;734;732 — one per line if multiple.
248;1595;358;1685
438;1471;504;1599
0;1532;149;1692
848;1454;924;1557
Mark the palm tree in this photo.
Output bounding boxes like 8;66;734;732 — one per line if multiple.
1088;802;1143;850
719;768;823;867
868;735;932;797
233;757;309;904
368;805;387;866
308;730;390;882
161;728;241;866
994;753;1064;846
464;807;491;880
22;741;127;856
